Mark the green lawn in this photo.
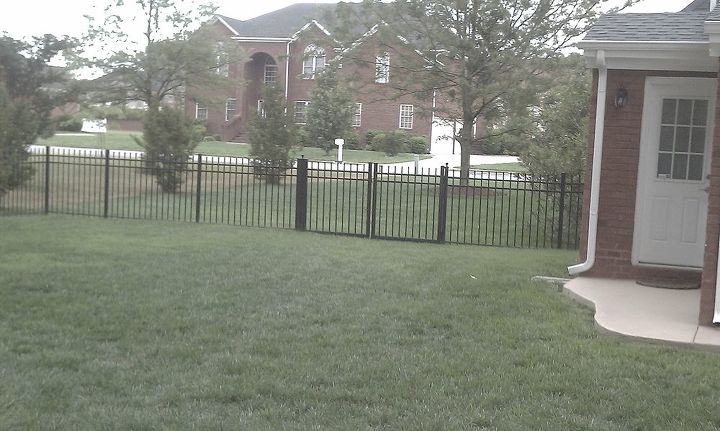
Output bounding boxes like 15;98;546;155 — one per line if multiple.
1;216;720;430
37;131;429;164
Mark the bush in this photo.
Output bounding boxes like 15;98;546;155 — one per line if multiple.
406;136;429;154
344;131;362;150
365;130;382;150
54;114;82;132
133;107;199;193
247;86;296;184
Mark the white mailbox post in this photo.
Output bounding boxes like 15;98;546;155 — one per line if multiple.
335;138;344;163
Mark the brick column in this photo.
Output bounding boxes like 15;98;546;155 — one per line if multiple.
699;61;720;326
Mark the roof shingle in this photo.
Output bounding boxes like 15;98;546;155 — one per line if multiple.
583;11;710;42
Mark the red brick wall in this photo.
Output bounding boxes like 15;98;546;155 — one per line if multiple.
699;62;720;325
579;69;714;283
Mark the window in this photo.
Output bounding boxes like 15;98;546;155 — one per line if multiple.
264;61;278;85
352;103;362;127
303;45;326;79
294;101;309;124
216;43;228;77
375;53;390;84
399;104;413;129
195;102;208;121
225;98;236;121
657;98;708;181
257;99;265;117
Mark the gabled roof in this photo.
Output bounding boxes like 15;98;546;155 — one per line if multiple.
216;3;365;39
583;11;710;42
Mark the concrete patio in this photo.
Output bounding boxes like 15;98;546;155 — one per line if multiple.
564;277;720;350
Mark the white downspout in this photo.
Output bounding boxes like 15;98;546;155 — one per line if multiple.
284;41;291;100
568;50;607;276
714;237;720;323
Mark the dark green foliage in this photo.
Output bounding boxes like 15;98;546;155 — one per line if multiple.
305;66;354;154
405;136;429;154
344;130;362;150
378;131;411;156
247;86;296;183
521;56;589;178
54;114;83;132
0;35;73;197
132;107;199;193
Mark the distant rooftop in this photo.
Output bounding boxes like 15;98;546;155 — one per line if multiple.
217;3;367;39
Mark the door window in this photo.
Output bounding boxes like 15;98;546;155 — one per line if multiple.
657;98;708;181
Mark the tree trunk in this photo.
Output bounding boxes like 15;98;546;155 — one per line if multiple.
458;119;474;186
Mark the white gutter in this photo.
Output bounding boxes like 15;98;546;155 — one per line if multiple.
568;50;607;276
284;41;290;99
714;237;720;323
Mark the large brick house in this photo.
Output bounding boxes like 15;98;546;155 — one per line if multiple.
188;3;432;144
572;0;720;325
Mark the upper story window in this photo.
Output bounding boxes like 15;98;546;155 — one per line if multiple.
216;43;229;77
352;103;362;127
375;52;390;84
195;102;208;121
303;45;326;79
399;104;413;129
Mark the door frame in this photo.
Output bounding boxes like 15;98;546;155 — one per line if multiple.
632;76;716;269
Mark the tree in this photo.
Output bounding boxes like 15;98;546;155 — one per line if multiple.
305;66;354;154
0;35;73;197
248;85;296;184
78;0;243;189
521;55;589;178
134;106;200;192
346;0;633;184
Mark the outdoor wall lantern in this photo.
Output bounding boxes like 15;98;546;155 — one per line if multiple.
615;86;628;109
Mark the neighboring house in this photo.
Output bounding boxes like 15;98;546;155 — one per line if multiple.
190;3;433;144
572;0;720;325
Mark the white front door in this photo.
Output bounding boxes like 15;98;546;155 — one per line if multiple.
633;77;716;269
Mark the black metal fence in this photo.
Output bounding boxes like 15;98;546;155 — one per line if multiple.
0;147;584;249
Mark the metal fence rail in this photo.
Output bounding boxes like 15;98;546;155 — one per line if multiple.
0;146;583;249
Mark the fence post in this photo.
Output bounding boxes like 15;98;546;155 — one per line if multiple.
556;172;567;249
365;162;374;238
103;149;110;218
437;164;449;243
44;146;50;214
295;157;308;231
195;154;203;223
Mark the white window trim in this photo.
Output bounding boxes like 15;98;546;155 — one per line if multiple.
257;99;265;117
375;53;390;84
294;100;309;124
353;102;362;127
264;63;278;85
225;98;237;122
195;102;208;121
303;45;326;79
399;104;413;129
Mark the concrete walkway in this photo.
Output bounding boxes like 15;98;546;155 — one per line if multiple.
564;277;720;350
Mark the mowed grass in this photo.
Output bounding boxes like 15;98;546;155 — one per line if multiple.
469;162;527;173
37;131;430;164
2;216;720;429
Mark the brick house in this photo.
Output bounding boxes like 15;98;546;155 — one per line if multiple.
572;0;720;325
188;3;432;145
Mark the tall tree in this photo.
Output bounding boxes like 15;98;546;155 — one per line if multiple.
78;0;243;190
80;0;241;112
346;0;633;183
248;85;296;184
305;66;354;155
0;35;74;196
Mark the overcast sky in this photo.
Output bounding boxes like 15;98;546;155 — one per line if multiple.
0;0;696;41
